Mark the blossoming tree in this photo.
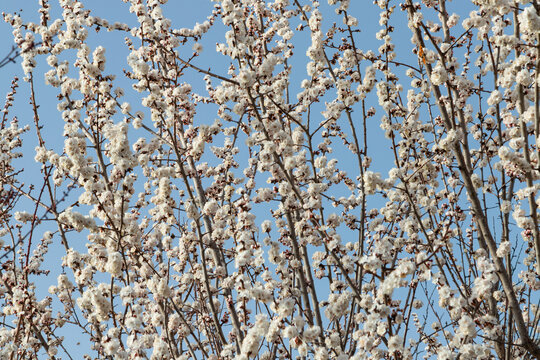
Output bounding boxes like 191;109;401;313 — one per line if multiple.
1;0;540;358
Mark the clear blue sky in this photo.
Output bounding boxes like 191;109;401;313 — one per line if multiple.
0;1;484;358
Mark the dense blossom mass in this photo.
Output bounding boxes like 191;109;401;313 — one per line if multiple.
1;0;540;358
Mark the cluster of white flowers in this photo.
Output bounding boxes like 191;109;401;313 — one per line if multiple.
58;208;97;232
519;5;540;33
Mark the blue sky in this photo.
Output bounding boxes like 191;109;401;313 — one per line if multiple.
0;2;398;356
0;0;509;358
